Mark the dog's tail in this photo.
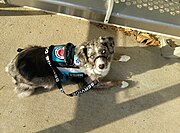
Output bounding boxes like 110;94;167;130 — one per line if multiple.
17;48;24;52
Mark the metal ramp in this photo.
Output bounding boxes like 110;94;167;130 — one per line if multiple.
5;0;180;37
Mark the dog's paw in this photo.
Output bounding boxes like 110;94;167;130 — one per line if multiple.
5;65;9;73
14;84;35;98
119;55;131;62
14;88;34;98
17;91;34;98
120;81;129;88
94;80;129;89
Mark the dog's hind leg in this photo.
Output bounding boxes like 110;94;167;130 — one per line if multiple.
14;83;36;97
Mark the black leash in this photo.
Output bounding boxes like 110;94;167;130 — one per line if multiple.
45;46;98;97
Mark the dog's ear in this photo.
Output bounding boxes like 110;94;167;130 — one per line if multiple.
76;44;88;66
106;37;115;54
100;36;115;54
17;48;24;52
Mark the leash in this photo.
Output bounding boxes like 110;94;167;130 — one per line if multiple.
45;45;98;97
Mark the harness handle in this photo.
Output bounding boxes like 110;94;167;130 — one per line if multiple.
64;43;75;66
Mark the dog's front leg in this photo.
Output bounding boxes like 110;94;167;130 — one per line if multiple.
94;80;129;89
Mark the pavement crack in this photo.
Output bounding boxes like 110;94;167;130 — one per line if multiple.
0;85;5;91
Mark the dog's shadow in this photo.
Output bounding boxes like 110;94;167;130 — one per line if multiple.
34;81;81;96
34;87;52;95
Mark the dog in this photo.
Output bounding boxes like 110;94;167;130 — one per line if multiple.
5;36;128;97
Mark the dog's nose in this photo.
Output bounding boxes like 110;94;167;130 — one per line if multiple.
99;64;105;69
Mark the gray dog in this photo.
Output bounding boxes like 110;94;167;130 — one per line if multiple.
6;36;128;97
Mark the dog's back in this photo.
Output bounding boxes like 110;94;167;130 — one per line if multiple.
6;46;53;82
16;46;53;81
5;46;55;97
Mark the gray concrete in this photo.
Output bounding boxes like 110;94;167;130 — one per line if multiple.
0;4;180;133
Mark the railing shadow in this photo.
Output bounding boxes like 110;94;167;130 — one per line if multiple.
37;83;180;133
0;3;51;16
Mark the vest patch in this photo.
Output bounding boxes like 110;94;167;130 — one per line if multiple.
47;44;85;83
55;46;64;59
74;56;80;66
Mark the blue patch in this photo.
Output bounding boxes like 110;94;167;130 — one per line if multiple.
74;55;81;66
52;45;65;63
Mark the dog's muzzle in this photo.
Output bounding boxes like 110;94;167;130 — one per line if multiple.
94;55;108;70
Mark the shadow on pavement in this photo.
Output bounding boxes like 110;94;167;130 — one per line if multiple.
37;83;180;133
37;22;179;133
0;3;51;16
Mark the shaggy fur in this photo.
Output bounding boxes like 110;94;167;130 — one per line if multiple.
5;36;125;97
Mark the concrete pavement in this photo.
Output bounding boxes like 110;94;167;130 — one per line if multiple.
0;3;180;133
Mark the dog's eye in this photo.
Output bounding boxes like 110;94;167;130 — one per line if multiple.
101;49;106;54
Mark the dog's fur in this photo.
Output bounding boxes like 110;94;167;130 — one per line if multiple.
6;36;126;97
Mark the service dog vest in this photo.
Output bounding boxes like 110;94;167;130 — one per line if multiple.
46;43;85;82
45;43;98;97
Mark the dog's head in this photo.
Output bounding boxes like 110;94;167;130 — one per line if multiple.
76;36;115;77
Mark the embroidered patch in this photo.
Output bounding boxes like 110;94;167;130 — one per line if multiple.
74;56;81;66
55;47;64;59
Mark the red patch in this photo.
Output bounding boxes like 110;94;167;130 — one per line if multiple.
58;49;64;56
55;47;64;59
